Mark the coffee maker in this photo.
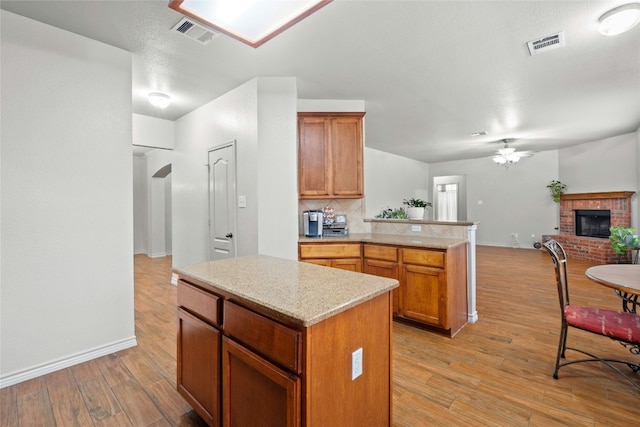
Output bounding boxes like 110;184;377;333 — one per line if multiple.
303;210;323;237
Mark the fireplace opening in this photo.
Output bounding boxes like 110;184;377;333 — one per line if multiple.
575;209;611;238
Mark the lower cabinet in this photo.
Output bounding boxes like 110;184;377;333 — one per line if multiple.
363;242;468;337
177;308;221;427
401;263;446;327
363;244;400;314
177;274;392;426
298;242;363;272
222;337;300;427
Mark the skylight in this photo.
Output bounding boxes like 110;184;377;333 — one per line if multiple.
169;0;332;48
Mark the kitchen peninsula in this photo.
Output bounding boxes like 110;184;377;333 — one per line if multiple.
174;255;398;427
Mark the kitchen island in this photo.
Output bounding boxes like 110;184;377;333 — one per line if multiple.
174;255;398;427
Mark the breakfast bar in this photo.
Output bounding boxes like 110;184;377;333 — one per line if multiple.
174;255;398;427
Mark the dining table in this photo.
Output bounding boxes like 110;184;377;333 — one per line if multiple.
585;264;640;314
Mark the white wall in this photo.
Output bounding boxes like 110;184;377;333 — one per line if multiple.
133;155;148;254
559;132;638;229
429;150;559;247
173;77;298;268
1;11;135;386
257;78;298;259
147;149;174;258
133;113;175;150
364;148;430;218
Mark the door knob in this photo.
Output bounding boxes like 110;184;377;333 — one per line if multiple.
225;233;233;238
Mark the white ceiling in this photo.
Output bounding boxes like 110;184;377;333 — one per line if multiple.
2;0;639;163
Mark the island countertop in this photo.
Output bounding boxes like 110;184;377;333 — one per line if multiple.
174;255;399;327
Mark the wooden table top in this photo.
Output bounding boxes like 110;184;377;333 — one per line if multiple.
585;264;640;295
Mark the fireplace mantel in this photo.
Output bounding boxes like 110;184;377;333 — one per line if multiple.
560;191;635;201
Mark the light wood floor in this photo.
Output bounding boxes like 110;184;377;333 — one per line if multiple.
1;246;638;426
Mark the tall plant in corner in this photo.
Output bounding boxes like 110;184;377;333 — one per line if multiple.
546;180;567;203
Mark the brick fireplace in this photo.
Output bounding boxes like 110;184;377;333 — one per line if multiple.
544;191;635;263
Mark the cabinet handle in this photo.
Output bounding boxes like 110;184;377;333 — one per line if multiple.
225;233;233;239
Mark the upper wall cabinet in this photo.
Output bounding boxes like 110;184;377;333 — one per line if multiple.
298;112;365;199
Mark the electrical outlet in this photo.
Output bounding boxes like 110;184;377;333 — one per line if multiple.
352;348;363;380
411;225;421;232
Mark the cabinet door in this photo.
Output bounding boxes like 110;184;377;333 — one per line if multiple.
177;308;220;427
331;258;363;272
298;116;331;197
331;116;363;197
400;264;447;327
364;258;400;314
222;337;300;427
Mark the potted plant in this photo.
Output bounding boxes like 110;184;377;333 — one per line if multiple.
402;198;432;220
609;226;640;263
375;206;408;219
546;180;567;203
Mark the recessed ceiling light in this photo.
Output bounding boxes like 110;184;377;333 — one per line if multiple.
598;3;640;36
168;0;333;48
148;92;171;109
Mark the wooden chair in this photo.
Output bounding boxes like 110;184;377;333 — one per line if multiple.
542;239;640;388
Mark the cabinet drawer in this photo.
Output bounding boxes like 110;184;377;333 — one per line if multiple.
401;248;445;268
223;301;301;374
299;243;361;259
363;244;398;262
178;280;221;326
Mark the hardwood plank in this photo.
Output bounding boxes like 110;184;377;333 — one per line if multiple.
46;368;94;427
0;386;18;427
110;379;164;426
79;376;124;422
16;388;56;426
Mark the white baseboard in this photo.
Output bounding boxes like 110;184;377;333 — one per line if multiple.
149;252;168;258
0;336;137;389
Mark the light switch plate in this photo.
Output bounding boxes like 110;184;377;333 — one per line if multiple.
238;195;246;208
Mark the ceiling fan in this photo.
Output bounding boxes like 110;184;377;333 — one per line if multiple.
492;139;534;168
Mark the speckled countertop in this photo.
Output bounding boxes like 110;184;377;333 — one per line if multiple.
299;233;467;250
174;255;398;328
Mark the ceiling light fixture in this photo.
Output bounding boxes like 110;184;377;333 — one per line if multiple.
148;92;171;109
492;139;532;169
598;3;640;36
168;0;333;48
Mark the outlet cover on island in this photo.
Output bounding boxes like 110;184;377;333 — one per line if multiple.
352;348;363;380
411;225;422;232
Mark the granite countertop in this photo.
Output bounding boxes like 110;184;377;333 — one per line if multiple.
299;233;468;250
174;255;398;328
365;218;477;226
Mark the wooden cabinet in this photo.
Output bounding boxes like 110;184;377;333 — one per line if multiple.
177;270;393;427
298;112;364;199
398;245;468;336
363;244;400;314
299;242;362;272
177;282;222;426
222;302;301;427
361;242;468;337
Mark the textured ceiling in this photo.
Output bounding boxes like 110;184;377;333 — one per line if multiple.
2;0;639;163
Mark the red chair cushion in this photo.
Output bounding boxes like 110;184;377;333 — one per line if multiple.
565;305;640;344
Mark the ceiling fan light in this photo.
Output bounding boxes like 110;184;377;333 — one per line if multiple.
148;92;171;108
498;147;516;155
493;156;507;165
598;3;640;36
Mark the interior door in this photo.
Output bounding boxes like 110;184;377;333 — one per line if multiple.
208;143;237;260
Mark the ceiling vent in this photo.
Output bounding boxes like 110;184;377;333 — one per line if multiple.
526;31;565;55
171;17;219;45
